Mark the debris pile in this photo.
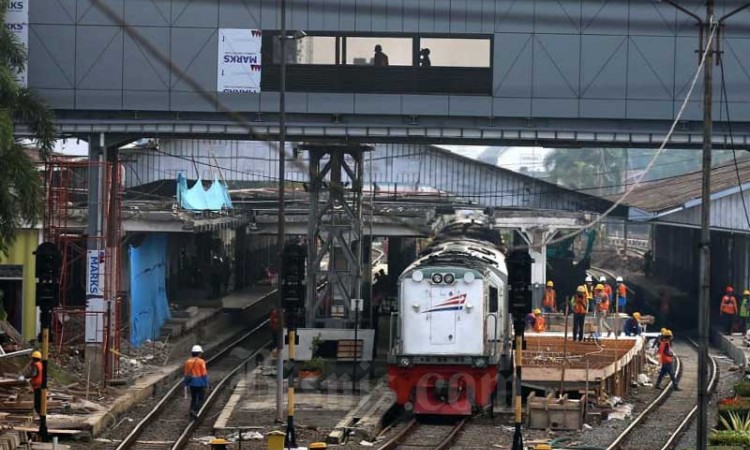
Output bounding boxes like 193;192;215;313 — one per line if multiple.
116;339;172;379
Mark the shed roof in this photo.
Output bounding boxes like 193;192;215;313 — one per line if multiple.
615;157;750;213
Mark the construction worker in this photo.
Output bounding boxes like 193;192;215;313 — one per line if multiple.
584;275;595;313
184;345;209;419
270;307;281;347
599;276;614;303
741;290;750;334
623;312;642;336
615;276;628;313
720;286;739;335
652;328;667;349
572;286;588;342
543;281;557;313
526;310;538;331
20;351;43;417
532;309;546;332
655;329;679;390
595;284;612;337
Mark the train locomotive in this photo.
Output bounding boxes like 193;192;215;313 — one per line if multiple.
387;221;514;415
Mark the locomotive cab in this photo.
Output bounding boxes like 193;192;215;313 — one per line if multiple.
387;239;512;416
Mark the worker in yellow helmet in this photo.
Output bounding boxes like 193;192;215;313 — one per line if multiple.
594;284;612;338
571;286;588;342
623;312;642;336
19;351;44;418
655;329;679;390
532;308;546;333
543;281;557;313
741;290;750;334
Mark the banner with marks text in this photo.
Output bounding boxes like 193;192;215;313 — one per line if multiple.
217;29;262;94
6;0;28;87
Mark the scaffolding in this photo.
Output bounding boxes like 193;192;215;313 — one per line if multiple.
43;156;122;380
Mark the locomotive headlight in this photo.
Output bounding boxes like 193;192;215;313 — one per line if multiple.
412;270;424;282
444;273;455;284
474;358;487;368
399;357;411;367
464;272;475;283
431;273;443;284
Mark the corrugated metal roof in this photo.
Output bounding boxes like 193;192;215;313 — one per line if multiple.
614;157;750;213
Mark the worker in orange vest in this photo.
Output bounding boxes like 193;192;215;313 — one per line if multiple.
595;284;612;338
270;307;282;347
572;286;588;342
184;345;209;419
598;276;614;303
532;309;546;333
654;329;679;390
721;286;739;335
543;281;557;313
20;351;43;417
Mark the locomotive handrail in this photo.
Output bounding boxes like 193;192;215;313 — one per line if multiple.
389;311;401;354
485;313;499;357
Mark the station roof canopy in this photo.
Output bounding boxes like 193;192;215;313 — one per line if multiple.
618;156;750;232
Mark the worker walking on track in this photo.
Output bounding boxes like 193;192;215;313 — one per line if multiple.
20;351;43;417
721;286;738;335
595;284;612;338
543;281;556;313
572;286;588;342
740;290;750;334
654;329;680;390
184;345;209;419
532;309;546;332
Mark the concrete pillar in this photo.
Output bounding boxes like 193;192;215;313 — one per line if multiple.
85;134;104;382
519;228;551;310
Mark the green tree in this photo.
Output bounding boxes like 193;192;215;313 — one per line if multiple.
0;0;55;255
543;148;627;196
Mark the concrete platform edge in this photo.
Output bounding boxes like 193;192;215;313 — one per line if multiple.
714;330;748;369
327;378;395;444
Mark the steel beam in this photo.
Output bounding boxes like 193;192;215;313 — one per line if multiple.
305;145;370;328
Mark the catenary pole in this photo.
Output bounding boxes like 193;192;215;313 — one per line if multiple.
697;2;714;449
276;0;287;425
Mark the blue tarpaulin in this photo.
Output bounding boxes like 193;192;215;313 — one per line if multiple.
177;173;233;211
129;234;171;347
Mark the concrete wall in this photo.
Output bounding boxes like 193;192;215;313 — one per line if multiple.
0;229;41;340
27;1;750;123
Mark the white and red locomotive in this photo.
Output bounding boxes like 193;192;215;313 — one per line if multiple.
387;224;513;415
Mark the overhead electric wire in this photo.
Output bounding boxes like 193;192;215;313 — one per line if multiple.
718;49;750;230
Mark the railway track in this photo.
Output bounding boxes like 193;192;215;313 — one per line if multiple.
113;320;272;450
377;417;468;450
605;339;718;450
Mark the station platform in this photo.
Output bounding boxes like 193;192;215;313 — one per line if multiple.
221;285;276;311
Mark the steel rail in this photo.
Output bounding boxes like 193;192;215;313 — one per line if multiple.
170;340;273;449
433;417;468;450
377;418;468;450
114;319;270;450
658;340;719;450
377;419;417;450
605;351;682;450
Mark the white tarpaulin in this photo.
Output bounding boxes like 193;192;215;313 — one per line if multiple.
6;0;28;87
217;29;262;93
86;250;105;343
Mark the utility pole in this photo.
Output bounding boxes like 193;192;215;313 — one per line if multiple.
34;243;61;442
697;2;714;449
275;0;288;425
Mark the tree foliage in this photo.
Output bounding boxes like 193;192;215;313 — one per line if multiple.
0;0;56;255
543;148;627;196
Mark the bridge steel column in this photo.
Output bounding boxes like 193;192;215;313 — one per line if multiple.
517;228;554;310
305;145;369;328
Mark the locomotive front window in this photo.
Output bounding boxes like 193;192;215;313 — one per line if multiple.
489;286;498;313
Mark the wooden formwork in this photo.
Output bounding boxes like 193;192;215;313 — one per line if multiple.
522;335;645;398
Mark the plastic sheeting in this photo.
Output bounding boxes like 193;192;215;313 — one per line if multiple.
129;234;171;347
177;173;233;211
